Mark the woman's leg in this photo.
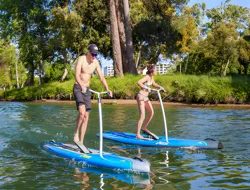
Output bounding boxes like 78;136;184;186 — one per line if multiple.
136;95;145;139
142;100;154;132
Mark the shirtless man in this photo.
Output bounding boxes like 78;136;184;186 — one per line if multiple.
73;44;112;148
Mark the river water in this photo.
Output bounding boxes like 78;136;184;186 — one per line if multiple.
0;102;249;189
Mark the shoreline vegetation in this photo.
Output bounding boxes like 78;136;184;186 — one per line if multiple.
1;74;250;106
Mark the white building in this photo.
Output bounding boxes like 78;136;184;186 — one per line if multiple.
103;64;114;76
156;64;168;75
142;64;168;75
103;63;168;76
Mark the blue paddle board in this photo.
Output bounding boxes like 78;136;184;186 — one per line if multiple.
98;131;223;149
43;141;150;173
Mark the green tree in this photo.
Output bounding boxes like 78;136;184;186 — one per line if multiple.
0;40;12;88
49;5;82;81
186;22;238;76
206;0;250;31
0;0;51;85
74;0;111;56
0;40;26;89
173;5;200;73
183;1;250;76
237;37;250;74
131;0;188;67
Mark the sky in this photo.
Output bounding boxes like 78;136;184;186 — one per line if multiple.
188;0;250;9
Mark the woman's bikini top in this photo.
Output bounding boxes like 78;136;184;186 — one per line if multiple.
144;80;152;88
138;80;152;100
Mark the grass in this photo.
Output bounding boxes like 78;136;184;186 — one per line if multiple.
1;74;250;104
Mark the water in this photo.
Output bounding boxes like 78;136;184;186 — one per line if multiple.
0;102;250;189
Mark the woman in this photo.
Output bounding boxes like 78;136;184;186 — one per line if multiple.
136;64;165;139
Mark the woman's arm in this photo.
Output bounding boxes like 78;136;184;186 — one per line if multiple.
137;75;150;90
152;78;165;91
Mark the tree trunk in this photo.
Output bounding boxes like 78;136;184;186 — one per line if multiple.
61;67;68;81
61;50;68;81
39;55;43;85
222;59;230;76
220;64;223;77
184;55;189;74
244;64;248;75
109;0;124;77
135;42;142;68
20;62;25;88
15;61;19;88
178;54;182;74
115;0;128;73
123;0;137;74
28;61;35;86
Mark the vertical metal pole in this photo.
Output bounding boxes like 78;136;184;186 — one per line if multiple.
100;174;104;190
98;93;104;157
157;91;168;143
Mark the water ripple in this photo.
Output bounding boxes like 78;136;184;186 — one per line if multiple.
0;102;249;189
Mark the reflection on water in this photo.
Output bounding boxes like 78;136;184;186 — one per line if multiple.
73;165;151;189
74;169;90;189
0;102;250;189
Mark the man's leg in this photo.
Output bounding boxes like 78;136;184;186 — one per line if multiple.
74;105;86;142
79;92;91;143
79;111;90;144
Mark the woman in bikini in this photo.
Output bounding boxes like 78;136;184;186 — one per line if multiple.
136;64;165;139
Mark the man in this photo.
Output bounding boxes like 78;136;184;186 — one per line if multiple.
73;44;112;152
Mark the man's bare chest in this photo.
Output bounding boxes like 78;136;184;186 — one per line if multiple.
81;63;96;75
82;62;95;69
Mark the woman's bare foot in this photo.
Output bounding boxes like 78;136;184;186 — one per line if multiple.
136;134;144;139
142;128;151;134
74;135;80;143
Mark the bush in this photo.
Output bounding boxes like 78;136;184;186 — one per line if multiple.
2;74;250;104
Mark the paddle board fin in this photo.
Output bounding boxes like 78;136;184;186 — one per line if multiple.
73;141;91;153
141;129;159;140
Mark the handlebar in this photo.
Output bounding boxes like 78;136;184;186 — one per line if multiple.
89;89;111;97
151;88;165;92
89;89;107;94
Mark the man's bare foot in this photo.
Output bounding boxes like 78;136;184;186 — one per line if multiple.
73;140;90;153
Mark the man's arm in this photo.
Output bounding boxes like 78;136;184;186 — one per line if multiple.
75;56;87;92
95;61;113;97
